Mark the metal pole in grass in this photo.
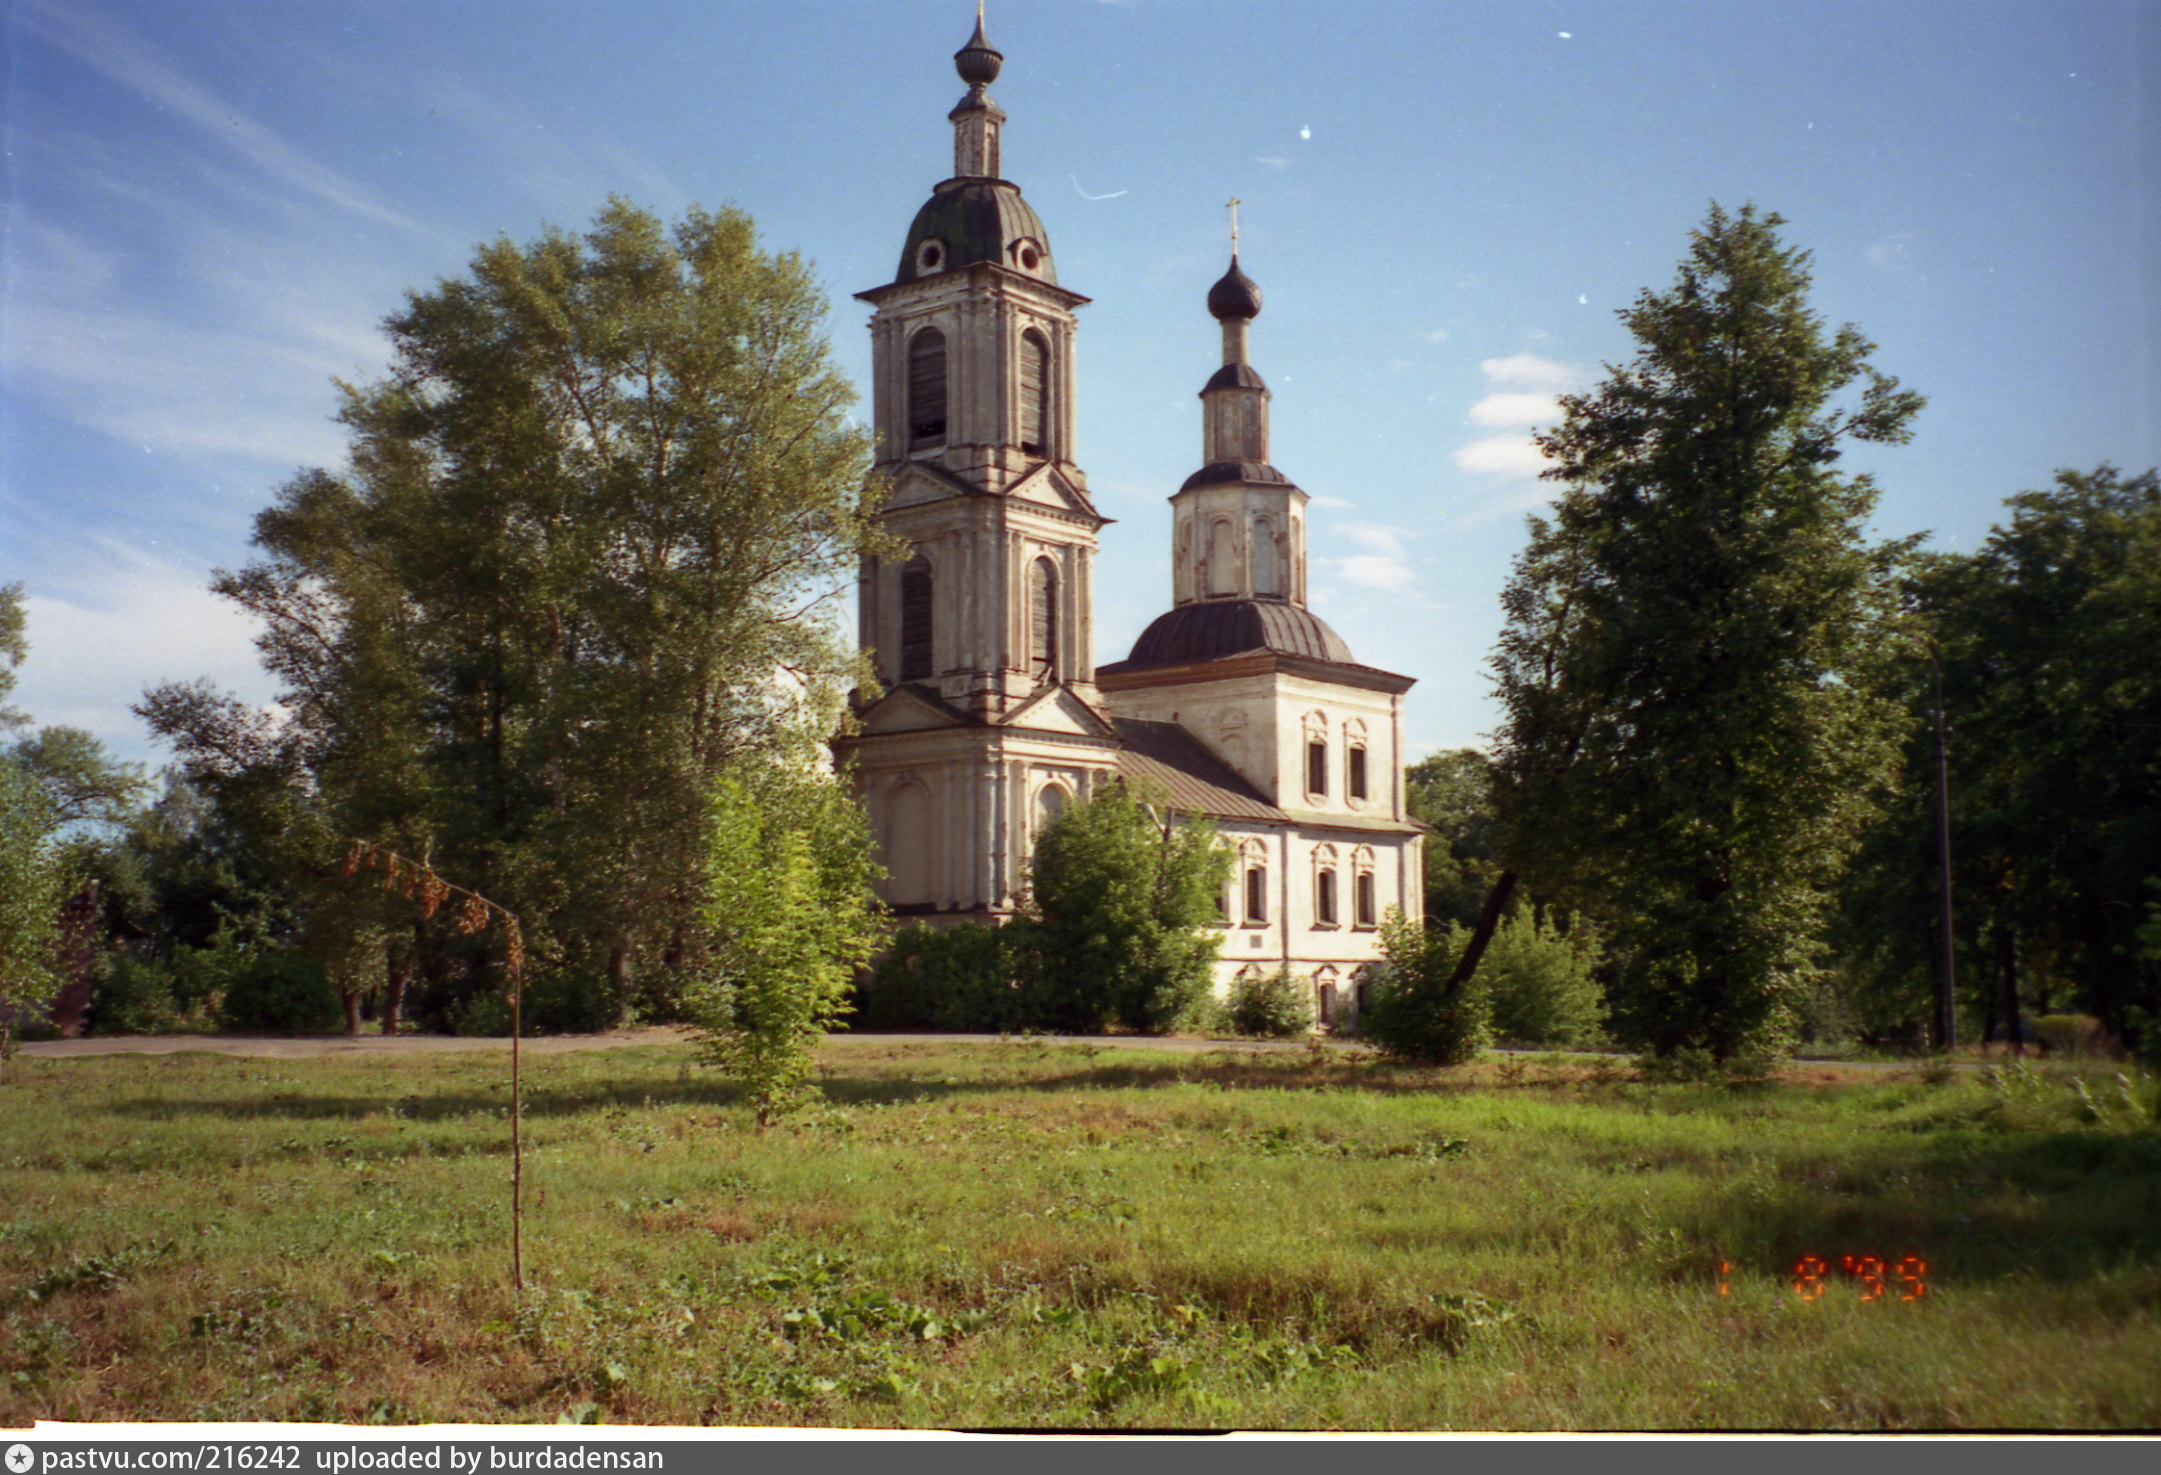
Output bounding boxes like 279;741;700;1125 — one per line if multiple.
343;841;528;1293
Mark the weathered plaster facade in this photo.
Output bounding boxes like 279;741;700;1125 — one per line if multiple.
838;18;1425;1025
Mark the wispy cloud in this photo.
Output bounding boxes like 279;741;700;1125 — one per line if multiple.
1479;353;1576;391
1452;435;1552;477
16;0;429;236
1469;392;1563;427
1307;495;1355;510
1317;524;1416;592
13;540;273;757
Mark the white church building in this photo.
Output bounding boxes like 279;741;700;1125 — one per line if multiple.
834;16;1424;1026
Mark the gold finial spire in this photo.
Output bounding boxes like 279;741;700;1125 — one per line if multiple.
1226;197;1242;255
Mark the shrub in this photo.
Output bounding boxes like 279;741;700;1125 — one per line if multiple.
2033;1014;2116;1057
523;968;621;1034
218;951;341;1033
859;924;1039;1033
88;955;182;1035
449;989;514;1038
1359;914;1489;1065
1224;968;1314;1039
1481;911;1605;1048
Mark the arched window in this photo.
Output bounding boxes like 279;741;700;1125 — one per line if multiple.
1253;516;1284;597
1029;556;1059;682
1313;966;1341;1030
908;328;947;451
1304;712;1329;798
1344;720;1370;802
1244;863;1268;924
1019;329;1051;457
1352;847;1378;928
899;554;934;682
1313;844;1340;926
1206;518;1237;597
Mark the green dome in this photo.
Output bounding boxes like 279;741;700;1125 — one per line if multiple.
897;179;1057;285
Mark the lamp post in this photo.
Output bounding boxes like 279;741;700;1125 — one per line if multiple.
1923;647;1957;1053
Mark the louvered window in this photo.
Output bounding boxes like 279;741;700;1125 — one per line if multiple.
899;555;933;681
1019;330;1049;457
908;329;947;450
1029;557;1058;681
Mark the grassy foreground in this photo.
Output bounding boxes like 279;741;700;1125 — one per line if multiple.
3;1038;2158;1431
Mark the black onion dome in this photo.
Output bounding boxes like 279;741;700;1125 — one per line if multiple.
1206;255;1262;321
1118;600;1354;670
897;180;1056;283
1202;363;1268;394
954;16;1003;86
1179;460;1291;492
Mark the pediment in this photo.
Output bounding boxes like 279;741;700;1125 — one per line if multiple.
856;685;969;734
878;461;977;512
1001;682;1118;736
1005;464;1104;523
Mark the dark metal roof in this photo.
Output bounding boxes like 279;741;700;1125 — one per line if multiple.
1207;255;1263;321
1112;599;1356;670
1111;718;1285;823
896;179;1056;285
1179;460;1294;492
1202;363;1269;394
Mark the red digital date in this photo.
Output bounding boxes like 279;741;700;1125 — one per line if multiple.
1715;1255;1930;1299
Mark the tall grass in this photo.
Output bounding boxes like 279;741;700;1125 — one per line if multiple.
2;1042;2155;1429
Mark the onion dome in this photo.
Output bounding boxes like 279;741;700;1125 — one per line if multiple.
897;180;1056;284
1114;600;1355;671
1206;255;1263;321
955;15;1003;87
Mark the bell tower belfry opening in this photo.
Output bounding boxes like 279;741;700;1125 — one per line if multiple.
839;12;1123;924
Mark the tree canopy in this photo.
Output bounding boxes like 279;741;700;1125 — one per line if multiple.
140;200;882;1027
1488;203;1924;1061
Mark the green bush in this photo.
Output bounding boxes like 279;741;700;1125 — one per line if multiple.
218;951;342;1033
2033;1014;2116;1057
1223;968;1314;1039
859;924;1039;1033
449;990;515;1037
88;955;182;1035
1481;911;1605;1048
523;968;621;1034
1358;914;1489;1065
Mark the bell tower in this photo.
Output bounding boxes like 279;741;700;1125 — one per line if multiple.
1168;234;1311;609
839;11;1123;924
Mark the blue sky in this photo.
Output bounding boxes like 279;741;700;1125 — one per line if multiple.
4;0;2156;772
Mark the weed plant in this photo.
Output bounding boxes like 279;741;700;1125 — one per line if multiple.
2;1041;2156;1429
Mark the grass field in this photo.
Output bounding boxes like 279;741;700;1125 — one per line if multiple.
3;1038;2158;1431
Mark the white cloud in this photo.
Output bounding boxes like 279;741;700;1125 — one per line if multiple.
1469;392;1562;427
1253;155;1290;170
1317;524;1416;592
1479;354;1577;391
1864;232;1919;273
1422;329;1451;343
1307;495;1355;510
12;541;274;759
1452;434;1552;477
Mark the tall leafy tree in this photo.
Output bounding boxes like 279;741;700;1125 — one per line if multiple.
0;760;66;1076
1838;467;2161;1048
1487;203;1924;1061
143;200;880;1022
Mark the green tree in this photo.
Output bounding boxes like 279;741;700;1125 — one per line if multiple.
143;200;881;1026
685;769;884;1125
1360;912;1491;1065
1480;911;1605;1048
0;584;30;735
1022;783;1233;1033
1488;203;1924;1062
1837;467;2161;1050
1405;749;1502;929
0;760;67;1077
